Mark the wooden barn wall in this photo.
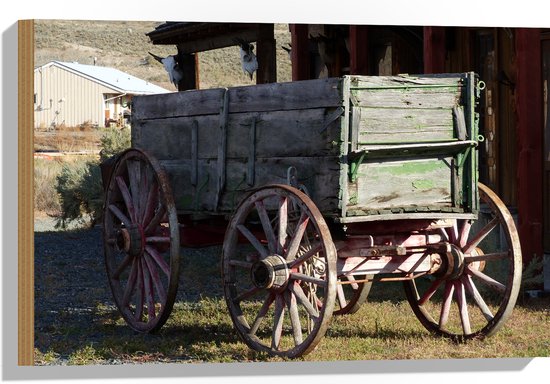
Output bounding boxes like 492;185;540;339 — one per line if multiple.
444;27;517;206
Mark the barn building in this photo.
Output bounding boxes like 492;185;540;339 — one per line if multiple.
146;22;550;289
34;60;169;129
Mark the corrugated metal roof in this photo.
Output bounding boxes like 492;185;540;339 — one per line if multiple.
40;61;170;94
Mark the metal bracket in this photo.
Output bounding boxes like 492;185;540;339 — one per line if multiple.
286;166;309;195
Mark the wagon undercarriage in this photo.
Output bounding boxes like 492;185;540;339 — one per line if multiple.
101;72;522;358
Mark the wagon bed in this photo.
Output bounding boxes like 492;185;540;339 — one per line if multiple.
131;73;479;222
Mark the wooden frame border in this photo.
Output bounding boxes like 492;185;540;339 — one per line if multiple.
18;19;34;366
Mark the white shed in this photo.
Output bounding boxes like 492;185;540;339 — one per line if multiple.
34;61;169;129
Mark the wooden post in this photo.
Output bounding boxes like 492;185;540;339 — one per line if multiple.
290;24;310;81
515;28;544;265
18;18;35;367
176;49;197;91
256;23;277;84
349;25;369;75
423;26;446;74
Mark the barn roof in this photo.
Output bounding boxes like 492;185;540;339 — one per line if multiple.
36;61;170;95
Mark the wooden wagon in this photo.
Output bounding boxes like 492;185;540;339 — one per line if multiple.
101;72;522;358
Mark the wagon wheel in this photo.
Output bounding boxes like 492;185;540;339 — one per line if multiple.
404;183;522;340
333;274;373;316
222;184;337;358
103;148;180;333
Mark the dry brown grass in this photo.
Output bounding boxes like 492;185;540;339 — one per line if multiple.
34;20;292;91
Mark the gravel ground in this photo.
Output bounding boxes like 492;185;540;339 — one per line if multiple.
33;216;224;365
34;217;111;363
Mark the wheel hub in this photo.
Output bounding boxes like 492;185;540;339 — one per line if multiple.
442;243;465;280
116;224;144;257
251;255;290;290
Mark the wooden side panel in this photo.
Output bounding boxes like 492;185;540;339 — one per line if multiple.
160;157;341;214
345;73;475;219
348;157;454;213
132;76;345;217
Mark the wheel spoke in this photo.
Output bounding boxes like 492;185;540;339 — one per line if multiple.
134;259;144;321
418;278;444;306
146;236;171;244
116;176;137;224
285;211;310;261
144;205;166;235
127;159;142;221
467;267;506;294
462;275;494;321
122;257;139;307
278;197;288;254
143;251;167;304
289;282;319;319
138;164;151;224
141;181;159;227
112;253;133;280
237;224;268;259
233;286;261;304
255;200;277;254
271;294;285;350
286;290;303;346
290;272;327;287
141;257;156;321
465;251;509;263
345;275;360;290
288;242;323;268
145;245;170;277
463;216;500;254
455;281;471;335
249;293;276;336
108;204;131;226
439;281;455;329
336;284;346;309
459;220;473;248
446;220;459;243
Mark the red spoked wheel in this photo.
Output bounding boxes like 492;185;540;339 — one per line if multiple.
103;149;180;333
404;183;522;340
222;184;337;358
333;274;373;316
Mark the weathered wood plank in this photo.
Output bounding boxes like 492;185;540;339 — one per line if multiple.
132;77;343;120
350;74;463;88
350;87;461;109
132;88;225;120
347;157;453;212
354;107;455;143
132;108;342;160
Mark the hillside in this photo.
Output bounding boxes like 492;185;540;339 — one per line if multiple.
34;19;293;91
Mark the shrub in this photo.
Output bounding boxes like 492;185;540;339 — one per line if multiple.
99;127;131;161
34;158;63;214
55;159;103;229
54;127;131;229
